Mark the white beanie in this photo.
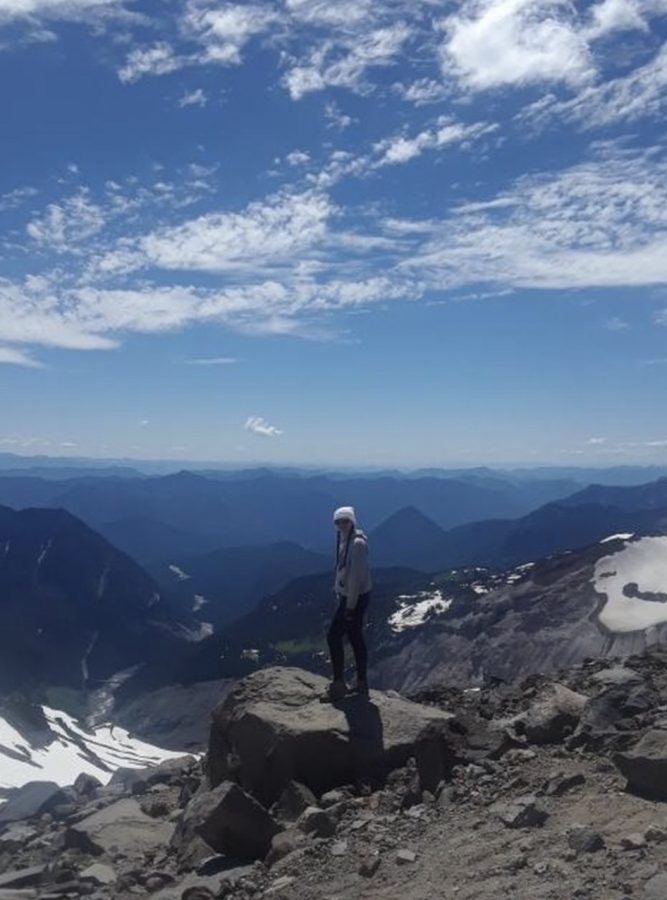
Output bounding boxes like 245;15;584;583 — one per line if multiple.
333;505;356;526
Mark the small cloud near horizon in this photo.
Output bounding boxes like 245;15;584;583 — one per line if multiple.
244;416;284;437
184;357;239;366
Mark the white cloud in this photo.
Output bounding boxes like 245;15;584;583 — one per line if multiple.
107;189;333;275
605;315;629;330
0;0;139;31
521;43;667;130
398;145;667;290
119;43;184;83
392;77;451;106
285;149;310;166
587;436;607;444
585;0;650;40
181;2;279;66
26;189;105;250
178;88;208;107
244;415;283;437
439;0;594;91
373;118;497;167
324;101;354;130
0;345;43;367
0;277;118;350
284;23;412;99
0;185;38;211
185;356;238;365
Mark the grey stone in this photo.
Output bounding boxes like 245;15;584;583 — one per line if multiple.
396;849;417;864
73;773;102;797
543;772;586;796
515;683;587;745
0;782;67;824
591;666;643;687
493;795;549;829
177;781;279;861
270;781;317;823
359;854;381;877
320;790;347;808
297;806;336;838
622;833;647;850
646;826;667;844
79;863;117;885
0;823;39;851
0;867;44;889
615;730;667;800
643;873;667;900
265;829;305;867
67;798;174;858
568;826;605;854
331;840;348;856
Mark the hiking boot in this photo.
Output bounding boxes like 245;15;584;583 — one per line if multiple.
352;679;369;696
320;680;348;703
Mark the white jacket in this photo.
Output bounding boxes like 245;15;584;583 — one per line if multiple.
334;529;372;610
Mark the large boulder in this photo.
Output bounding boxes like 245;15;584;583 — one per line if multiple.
614;727;667;799
66;798;175;857
0;782;68;825
208;668;454;805
513;683;586;745
175;781;279;861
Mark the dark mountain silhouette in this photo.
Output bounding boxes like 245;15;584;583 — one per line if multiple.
369;506;448;569
558;477;667;511
150;541;330;627
0;505;192;692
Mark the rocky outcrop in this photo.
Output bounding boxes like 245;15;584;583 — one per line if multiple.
208;667;454;805
613;727;667;799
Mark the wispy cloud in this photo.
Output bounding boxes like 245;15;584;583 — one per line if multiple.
605;316;630;331
397;144;667;291
244;415;283;437
0;345;43;367
372;118;497;167
26;189;104;252
284;23;412;99
184;356;238;365
520;44;667;131
178;88;208;108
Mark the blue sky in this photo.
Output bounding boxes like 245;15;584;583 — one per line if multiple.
1;0;667;467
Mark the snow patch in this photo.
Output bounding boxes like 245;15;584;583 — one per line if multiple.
389;590;452;633
593;536;667;633
601;533;635;544
0;706;188;792
37;539;52;569
168;565;191;581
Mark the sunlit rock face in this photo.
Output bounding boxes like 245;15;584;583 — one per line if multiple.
372;534;667;693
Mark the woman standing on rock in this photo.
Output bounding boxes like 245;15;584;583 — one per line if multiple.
326;506;372;701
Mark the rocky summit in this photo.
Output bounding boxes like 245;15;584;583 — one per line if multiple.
3;656;667;898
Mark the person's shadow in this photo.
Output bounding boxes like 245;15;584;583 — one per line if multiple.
331;693;386;786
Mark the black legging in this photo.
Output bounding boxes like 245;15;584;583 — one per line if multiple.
327;592;370;682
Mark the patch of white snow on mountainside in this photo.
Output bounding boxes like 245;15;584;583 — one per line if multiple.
389;590;452;633
168;565;191;581
0;706;189;793
600;533;635;544
593;536;667;633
